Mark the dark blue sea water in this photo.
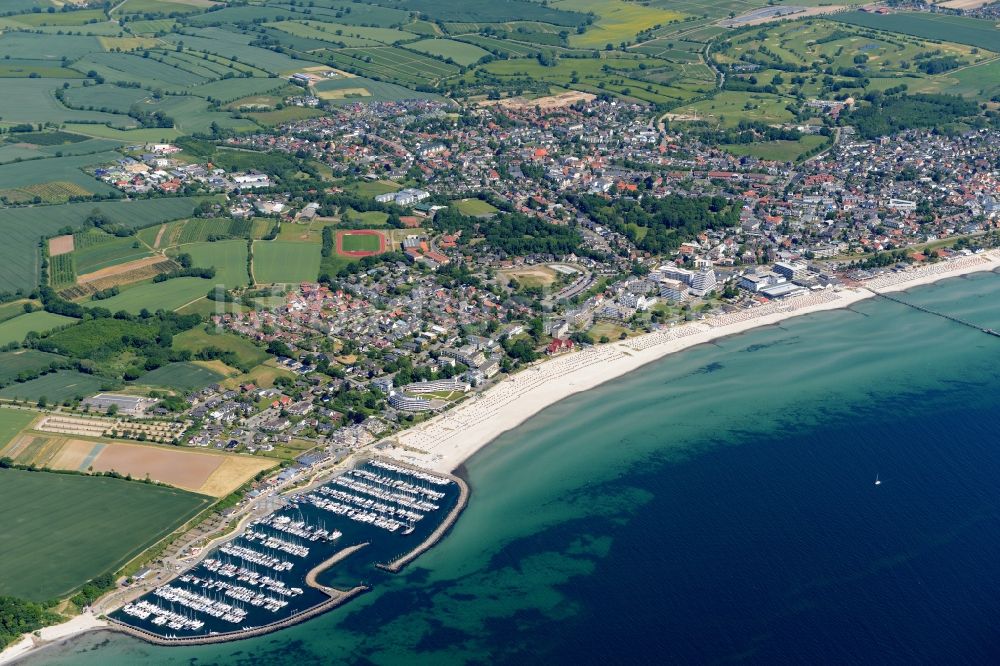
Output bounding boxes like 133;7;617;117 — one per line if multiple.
26;273;1000;665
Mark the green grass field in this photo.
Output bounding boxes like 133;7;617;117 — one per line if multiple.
72;233;152;275
341;232;382;253
253;241;321;284
0;312;76;346
722;135;829;162
172;326;270;368
84;277;213;314
0;408;34;448
136;361;225;391
0;350;66;386
833;11;1000;51
178;240;250;288
0;468;211;600
406;38;490;66
561;0;684;49
0;370;105;403
344;179;401;198
344;209;389;226
0;301;37;324
452;198;499;216
0;197;207;292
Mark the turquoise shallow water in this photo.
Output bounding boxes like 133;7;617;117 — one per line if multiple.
25;273;1000;665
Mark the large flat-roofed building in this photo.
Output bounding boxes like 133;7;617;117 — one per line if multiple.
81;393;158;416
659;278;689;302
760;282;808;299
738;272;785;293
660;265;693;284
773;261;807;280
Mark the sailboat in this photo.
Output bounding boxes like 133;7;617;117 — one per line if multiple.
875;474;881;486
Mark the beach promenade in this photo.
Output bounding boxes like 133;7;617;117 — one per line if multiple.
385;252;1000;474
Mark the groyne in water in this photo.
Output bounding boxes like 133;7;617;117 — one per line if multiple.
866;288;1000;337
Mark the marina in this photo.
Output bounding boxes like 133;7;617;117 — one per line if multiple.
109;459;467;644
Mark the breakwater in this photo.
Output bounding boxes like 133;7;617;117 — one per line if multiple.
108;459;464;646
374;458;469;573
867;287;1000;337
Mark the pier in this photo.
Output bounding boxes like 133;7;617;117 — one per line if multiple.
866;288;1000;337
109;457;466;646
108;585;368;647
374;457;470;574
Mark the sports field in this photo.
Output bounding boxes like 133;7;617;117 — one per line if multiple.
253;241;321;283
0;468;211;600
338;230;385;256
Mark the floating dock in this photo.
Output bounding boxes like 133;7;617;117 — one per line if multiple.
108;458;467;645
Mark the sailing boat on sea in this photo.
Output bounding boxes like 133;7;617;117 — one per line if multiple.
875;474;881;486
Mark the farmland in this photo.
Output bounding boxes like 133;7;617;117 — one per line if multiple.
0;409;34;449
177;240;251;288
0;312;76;346
73;231;152;275
0;78;127;126
171;326;270;368
0;150;118;202
0;370;105;403
326;46;461;88
253;241;322;284
0;351;66;387
82;277;214;314
406;39;491;66
136;361;227;391
559;0;684;49
0;468;211;600
833;11;1000;51
0;197;206;292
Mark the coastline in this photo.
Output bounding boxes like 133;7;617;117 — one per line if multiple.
383;251;1000;475
0;613;106;666
3;251;997;664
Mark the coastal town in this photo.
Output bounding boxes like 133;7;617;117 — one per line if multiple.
14;95;998;471
1;0;999;660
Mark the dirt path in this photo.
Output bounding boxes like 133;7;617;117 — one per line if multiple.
152;224;167;249
77;256;169;284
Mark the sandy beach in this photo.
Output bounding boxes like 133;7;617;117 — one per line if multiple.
0;612;106;665
384;251;1000;474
